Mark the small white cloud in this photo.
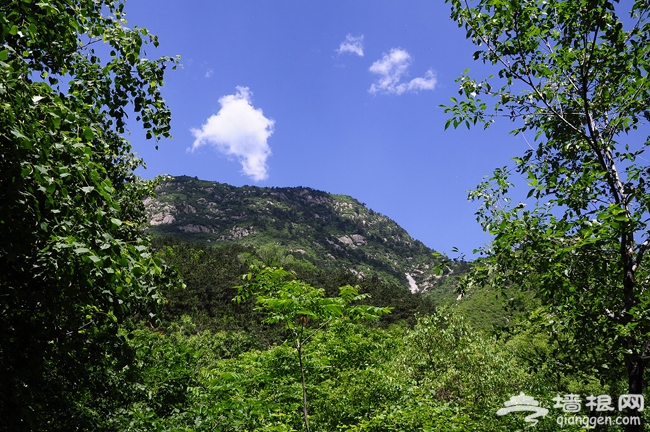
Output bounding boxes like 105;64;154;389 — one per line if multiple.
368;48;437;95
190;87;274;181
337;34;364;57
205;69;213;78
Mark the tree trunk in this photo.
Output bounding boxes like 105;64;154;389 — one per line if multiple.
624;354;644;432
621;239;643;432
297;343;310;432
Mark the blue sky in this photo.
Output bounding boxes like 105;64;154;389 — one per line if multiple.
124;0;532;258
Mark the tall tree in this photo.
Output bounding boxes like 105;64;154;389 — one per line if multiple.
235;266;391;432
444;0;650;430
0;1;179;429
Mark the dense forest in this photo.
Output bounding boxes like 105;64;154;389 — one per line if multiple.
2;0;650;431
107;237;626;431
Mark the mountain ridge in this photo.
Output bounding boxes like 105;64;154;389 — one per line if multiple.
144;175;463;294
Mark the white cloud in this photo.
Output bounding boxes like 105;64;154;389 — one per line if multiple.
368;48;437;95
190;87;274;181
205;69;213;78
336;34;364;57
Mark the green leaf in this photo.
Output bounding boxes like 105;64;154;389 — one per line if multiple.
83;126;94;141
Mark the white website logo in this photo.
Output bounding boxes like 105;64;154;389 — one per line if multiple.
496;393;549;425
496;393;644;427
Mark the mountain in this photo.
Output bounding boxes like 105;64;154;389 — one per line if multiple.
144;175;465;294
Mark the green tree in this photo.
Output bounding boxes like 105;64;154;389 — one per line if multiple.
443;0;650;429
0;0;179;429
235;266;391;432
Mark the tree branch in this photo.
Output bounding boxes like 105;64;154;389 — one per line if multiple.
302;318;332;346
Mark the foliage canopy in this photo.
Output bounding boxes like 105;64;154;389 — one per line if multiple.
0;0;179;428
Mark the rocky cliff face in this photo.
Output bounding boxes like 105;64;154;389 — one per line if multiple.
144;176;455;292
